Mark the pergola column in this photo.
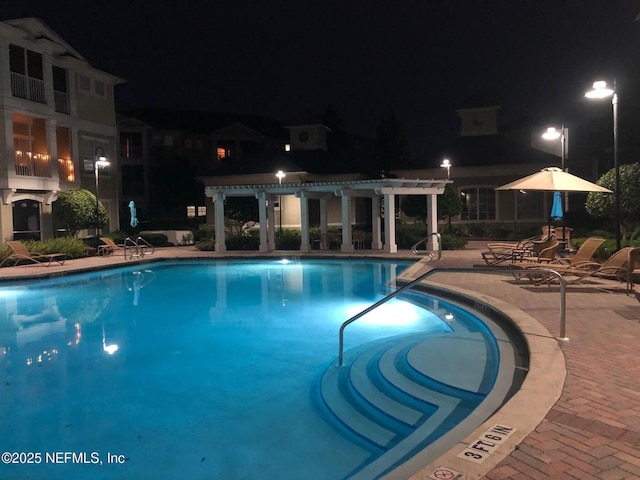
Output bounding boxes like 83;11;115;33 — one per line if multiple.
213;192;226;253
340;193;353;253
298;192;311;253
257;191;269;252
267;194;276;250
426;193;440;250
383;193;397;253
371;196;382;250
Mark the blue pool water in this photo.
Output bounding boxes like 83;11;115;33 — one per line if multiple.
0;259;501;479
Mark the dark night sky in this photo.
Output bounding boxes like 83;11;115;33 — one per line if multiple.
2;0;639;154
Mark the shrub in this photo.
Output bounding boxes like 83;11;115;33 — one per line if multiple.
195;239;216;251
276;229;302;250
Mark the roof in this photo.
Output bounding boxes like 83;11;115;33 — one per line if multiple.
119;108;287;138
212;148;363;176
414;134;561;169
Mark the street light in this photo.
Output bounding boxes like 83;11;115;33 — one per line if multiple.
94;147;110;235
585;80;620;250
275;170;286;233
541;126;566;170
542;125;568;246
440;158;452;179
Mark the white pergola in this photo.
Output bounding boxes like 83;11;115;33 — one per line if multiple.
204;178;450;253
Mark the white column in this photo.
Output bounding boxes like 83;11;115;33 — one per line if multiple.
213;192;226;253
371;196;382;250
340;193;354;253
257;191;269;252
427;193;440;251
299;192;311;253
267;194;276;250
383;194;397;253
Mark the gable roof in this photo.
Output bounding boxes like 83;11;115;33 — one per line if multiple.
2;17;86;61
212;149;361;176
120;108;287;138
414;134;561;169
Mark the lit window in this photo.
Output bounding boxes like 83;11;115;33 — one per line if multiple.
217;147;227;160
187;206;196;218
197;206;206;217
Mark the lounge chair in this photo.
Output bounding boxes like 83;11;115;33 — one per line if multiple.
548;237;604;267
532;247;640;293
510;240;560;280
0;240;68;267
98;237;126;256
481;234;552;265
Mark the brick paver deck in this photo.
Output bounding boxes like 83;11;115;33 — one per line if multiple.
1;242;638;480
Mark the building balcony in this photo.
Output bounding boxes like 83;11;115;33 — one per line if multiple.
11;72;46;104
15;150;51;177
54;90;70;114
57;157;75;182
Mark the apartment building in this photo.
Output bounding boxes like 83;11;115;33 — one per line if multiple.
0;17;122;241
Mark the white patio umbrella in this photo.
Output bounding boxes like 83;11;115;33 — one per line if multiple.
495;167;612;193
496;167;612;246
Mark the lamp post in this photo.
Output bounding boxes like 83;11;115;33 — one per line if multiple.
94;147;110;235
542;125;568;246
275;170;286;233
440;158;452;179
585;80;620;251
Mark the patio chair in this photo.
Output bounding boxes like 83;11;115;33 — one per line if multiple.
353;230;365;249
481;234;552;266
510;240;560;280
532;247;639;293
548;237;604;267
0;240;68;267
98;237;126;256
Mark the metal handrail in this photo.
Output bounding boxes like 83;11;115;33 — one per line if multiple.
123;237;139;260
136;236;155;255
411;232;442;259
337;267;566;367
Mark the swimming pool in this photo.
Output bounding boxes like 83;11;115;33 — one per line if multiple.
0;259;520;479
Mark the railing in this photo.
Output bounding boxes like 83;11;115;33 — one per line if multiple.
11;72;46;103
124;236;155;260
411;232;442;259
135;236;155;255
57;158;75;182
54;90;70;114
15;151;51;177
337;267;566;367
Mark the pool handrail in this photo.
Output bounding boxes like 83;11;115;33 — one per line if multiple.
338;267;566;367
411;232;442;259
136;236;155;255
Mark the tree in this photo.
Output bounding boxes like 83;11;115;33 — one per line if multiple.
53;188;108;237
400;195;428;232
400;185;462;234
225;197;259;235
438;184;462;232
585;163;640;241
374;110;412;176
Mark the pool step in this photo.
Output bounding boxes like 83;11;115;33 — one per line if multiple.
318;333;486;454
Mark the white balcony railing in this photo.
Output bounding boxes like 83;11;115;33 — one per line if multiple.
11;72;46;104
15;150;51;177
54;90;70;114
